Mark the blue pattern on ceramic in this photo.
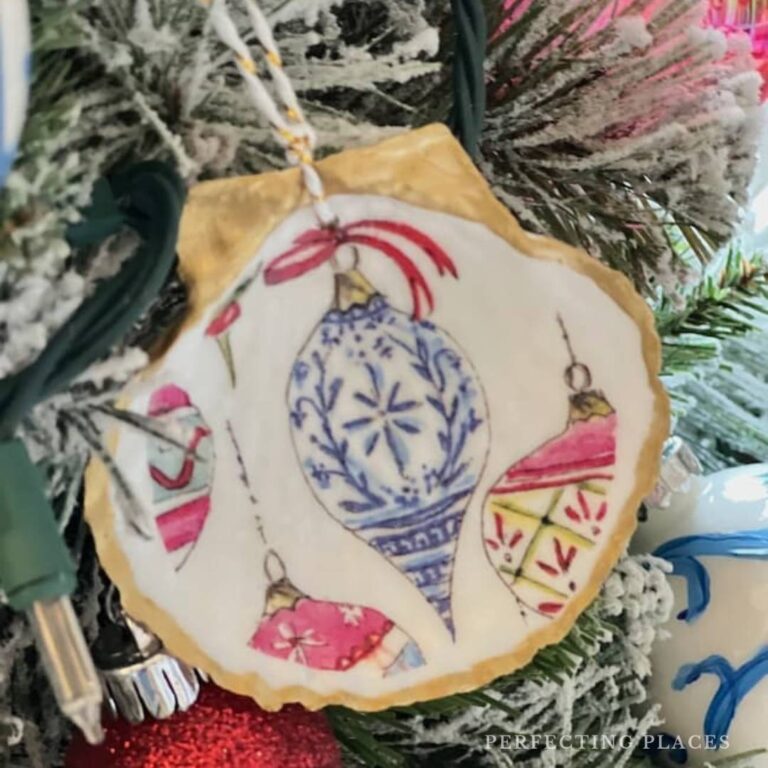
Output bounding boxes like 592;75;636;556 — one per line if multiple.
653;528;768;623
0;2;31;187
0;36;8;183
288;295;489;636
673;647;768;746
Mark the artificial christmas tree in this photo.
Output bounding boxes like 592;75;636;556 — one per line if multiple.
1;1;767;766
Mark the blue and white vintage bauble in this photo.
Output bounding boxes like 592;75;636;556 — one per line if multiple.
634;463;768;767
0;0;30;187
288;292;489;636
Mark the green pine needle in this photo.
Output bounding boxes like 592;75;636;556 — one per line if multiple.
657;250;768;375
328;603;622;766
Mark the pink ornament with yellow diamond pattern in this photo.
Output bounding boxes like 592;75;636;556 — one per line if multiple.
482;319;617;620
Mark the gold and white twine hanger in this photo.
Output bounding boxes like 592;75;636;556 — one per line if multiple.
199;0;337;227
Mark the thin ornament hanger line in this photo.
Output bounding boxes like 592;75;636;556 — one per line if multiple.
226;419;293;591
200;0;338;229
227;419;310;585
556;313;592;394
225;418;278;568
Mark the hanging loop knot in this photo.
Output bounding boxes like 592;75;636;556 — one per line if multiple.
277;124;316;166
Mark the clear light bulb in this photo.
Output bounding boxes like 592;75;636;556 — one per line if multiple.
28;596;104;745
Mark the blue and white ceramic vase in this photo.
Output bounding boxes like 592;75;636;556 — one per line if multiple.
634;462;768;767
287;268;489;636
0;0;30;187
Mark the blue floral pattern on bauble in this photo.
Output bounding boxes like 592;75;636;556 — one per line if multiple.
288;295;489;636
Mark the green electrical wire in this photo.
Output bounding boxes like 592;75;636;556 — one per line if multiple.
0;159;183;613
0;164;184;740
449;0;488;158
0;161;185;441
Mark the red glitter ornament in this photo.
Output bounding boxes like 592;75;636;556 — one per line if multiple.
65;685;342;768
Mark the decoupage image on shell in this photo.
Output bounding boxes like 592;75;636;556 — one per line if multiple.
86;125;668;710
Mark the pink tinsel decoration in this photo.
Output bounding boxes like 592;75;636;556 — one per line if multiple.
708;1;768;99
498;0;767;100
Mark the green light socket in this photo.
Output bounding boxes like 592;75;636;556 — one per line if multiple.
0;439;76;610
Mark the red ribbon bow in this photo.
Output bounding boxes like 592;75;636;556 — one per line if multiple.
263;219;458;319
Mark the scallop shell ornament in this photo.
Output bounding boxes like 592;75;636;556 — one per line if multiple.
86;126;668;710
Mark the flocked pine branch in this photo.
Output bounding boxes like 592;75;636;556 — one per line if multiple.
674;327;768;470
658;249;768;374
653;248;768;469
478;0;762;294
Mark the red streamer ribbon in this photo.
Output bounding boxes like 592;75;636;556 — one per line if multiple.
263;220;458;319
